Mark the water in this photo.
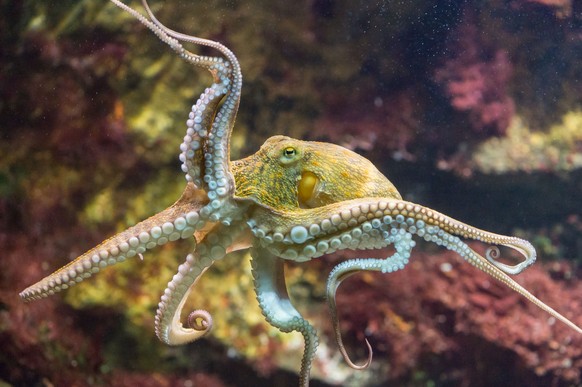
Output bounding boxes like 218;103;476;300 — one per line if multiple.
1;1;581;386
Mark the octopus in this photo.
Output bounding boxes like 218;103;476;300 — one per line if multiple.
20;1;582;386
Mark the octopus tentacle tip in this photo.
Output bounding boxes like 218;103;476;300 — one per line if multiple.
343;337;374;370
187;309;213;332
485;245;500;260
485;244;533;275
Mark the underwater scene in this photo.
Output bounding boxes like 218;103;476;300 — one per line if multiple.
1;0;582;386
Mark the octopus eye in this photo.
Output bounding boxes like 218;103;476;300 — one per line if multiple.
280;146;300;165
283;147;296;158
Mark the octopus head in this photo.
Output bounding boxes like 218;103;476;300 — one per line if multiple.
232;135;401;210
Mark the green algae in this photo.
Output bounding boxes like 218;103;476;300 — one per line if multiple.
473;111;582;173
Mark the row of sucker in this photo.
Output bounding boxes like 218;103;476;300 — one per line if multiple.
197;52;241;225
247;200;582;355
140;0;242;223
290;199;582;336
325;233;414;369
251;246;318;387
155;223;244;345
316;209;582;363
249;200;535;270
114;0;242;222
20;208;204;302
179;76;227;187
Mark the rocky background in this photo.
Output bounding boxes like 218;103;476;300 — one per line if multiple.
1;0;581;386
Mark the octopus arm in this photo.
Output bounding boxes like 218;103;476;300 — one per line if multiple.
155;222;251;345
325;232;415;369
251;246;318;387
111;1;241;217
136;0;241;205
20;183;208;302
250;197;582;335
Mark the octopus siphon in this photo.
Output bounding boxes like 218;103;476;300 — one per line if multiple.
20;1;582;386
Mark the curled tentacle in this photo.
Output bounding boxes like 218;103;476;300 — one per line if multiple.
155;222;248;345
155;253;212;345
327;261;373;370
486;245;500;260
109;0;185;56
188;309;213;331
326;234;414;369
436;231;582;335
249;197;581;334
112;0;230;70
251;246;318;387
138;0;238;195
485;245;533;275
111;1;241;216
251;198;535;269
20;184;207;302
137;0;242;219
